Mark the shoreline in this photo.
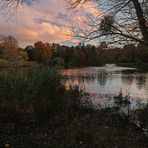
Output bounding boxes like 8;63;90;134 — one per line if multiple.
0;61;39;68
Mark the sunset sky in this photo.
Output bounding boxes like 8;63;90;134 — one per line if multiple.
0;0;98;47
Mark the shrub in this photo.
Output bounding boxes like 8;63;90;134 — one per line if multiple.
0;66;66;123
50;57;65;68
0;59;9;67
135;60;148;72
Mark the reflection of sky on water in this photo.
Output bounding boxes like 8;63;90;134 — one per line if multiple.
62;67;148;101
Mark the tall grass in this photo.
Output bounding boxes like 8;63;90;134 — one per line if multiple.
0;66;66;123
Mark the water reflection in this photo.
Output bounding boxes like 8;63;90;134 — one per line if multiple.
121;74;135;86
62;67;148;101
135;74;146;89
97;72;108;87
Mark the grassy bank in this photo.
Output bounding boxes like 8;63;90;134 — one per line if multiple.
0;59;39;68
0;67;148;148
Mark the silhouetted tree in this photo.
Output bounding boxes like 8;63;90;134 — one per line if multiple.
67;0;148;46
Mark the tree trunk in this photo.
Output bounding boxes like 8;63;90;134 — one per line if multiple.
132;0;148;45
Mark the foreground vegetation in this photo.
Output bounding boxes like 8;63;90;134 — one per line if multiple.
0;67;148;148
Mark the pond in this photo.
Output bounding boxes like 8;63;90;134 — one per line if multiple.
62;66;148;108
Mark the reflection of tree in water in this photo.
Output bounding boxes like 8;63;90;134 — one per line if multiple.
64;71;108;91
121;75;135;86
97;72;108;87
121;70;135;75
121;70;135;86
84;75;95;83
135;75;146;89
64;76;86;91
80;76;85;84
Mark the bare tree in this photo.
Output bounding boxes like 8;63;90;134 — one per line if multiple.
0;0;20;20
0;0;20;8
67;0;148;46
1;0;148;46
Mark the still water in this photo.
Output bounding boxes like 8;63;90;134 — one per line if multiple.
62;66;148;107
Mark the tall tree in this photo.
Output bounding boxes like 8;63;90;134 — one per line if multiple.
67;0;148;46
0;35;28;61
34;41;51;64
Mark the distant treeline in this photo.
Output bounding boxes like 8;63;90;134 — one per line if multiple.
25;41;148;69
0;35;148;69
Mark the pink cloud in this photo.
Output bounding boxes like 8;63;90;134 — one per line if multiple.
0;0;99;47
